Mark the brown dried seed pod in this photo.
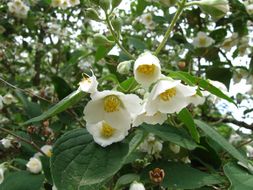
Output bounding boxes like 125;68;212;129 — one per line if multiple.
149;167;165;183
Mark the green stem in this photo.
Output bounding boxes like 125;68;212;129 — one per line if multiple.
105;13;135;59
154;0;187;56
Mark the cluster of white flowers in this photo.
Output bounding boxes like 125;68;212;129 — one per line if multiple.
244;0;253;15
7;0;30;19
51;0;80;9
79;52;210;147
192;32;215;48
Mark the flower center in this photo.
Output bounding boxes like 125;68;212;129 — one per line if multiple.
103;95;121;112
137;64;156;75
101;122;115;138
46;150;53;157
159;88;176;101
199;37;206;46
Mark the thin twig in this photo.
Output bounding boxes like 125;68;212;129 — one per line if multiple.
0;127;47;157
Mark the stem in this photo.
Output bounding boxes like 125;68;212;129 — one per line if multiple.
0;127;47;157
154;0;187;56
185;1;200;7
105;13;135;59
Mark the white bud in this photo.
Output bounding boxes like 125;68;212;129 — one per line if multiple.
129;181;145;190
26;157;42;174
117;60;132;75
169;143;181;154
78;71;98;94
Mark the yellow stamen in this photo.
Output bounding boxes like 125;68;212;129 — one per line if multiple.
46;151;53;157
137;64;156;75
101;122;115;138
199;37;206;46
103;95;121;112
159;88;176;101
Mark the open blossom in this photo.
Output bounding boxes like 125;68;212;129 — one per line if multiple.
78;72;98;94
26;157;42;174
193;32;214;48
134;52;161;88
133;101;167;127
140;13;155;30
34;145;53;158
2;94;17;105
7;0;30;19
145;78;197;115
138;133;163;157
84;90;142;146
129;181;145;190
0;136;14;149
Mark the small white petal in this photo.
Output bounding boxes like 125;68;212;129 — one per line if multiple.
79;73;98;94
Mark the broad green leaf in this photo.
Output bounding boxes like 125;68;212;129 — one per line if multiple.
178;108;200;143
52;76;73;100
0;171;44;190
95;46;114;62
168;71;235;105
140;124;198;150
23;90;84;125
195;120;250;171
141;161;223;189
224;162;253;190
51;128;129;190
41;156;53;184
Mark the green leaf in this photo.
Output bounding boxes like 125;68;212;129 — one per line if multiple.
51;128;129;190
141;161;223;189
168;71;236;105
140;124;198;150
15;90;42;118
206;67;232;89
178;108;200;143
0;171;44;190
195;120;250;170
41;156;53;184
95;46;114;62
114;174;140;189
52;76;73;100
127;37;147;51
23;90;85;125
224;162;253;190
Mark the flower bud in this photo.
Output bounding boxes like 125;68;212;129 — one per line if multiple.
26;157;42;174
169;143;181;154
111;17;122;32
85;8;101;21
129;181;145;190
112;0;122;9
93;34;114;47
197;0;230;19
117;60;132;75
99;0;111;11
0;165;6;184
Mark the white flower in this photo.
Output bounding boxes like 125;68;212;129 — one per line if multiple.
192;32;214;48
246;4;253;15
60;0;69;9
141;13;155;30
145;78;197;115
3;94;17;105
138;133;163;157
68;0;80;6
0;136;14;149
233;69;248;84
26;157;42;174
78;72;98;94
7;0;30;19
52;185;58;190
117;60;132;75
84;90;142;124
129;181;145;190
86;118;131;147
0;165;5;184
188;92;207;106
34;145;53;158
134;52;161;88
133;102;167;127
51;0;63;7
0;95;3;110
221;33;238;52
169;143;180;154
